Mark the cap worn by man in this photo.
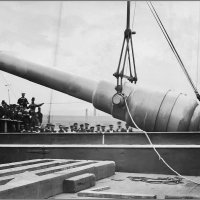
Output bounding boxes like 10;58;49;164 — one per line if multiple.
107;124;115;133
95;124;101;133
90;126;95;132
101;125;106;133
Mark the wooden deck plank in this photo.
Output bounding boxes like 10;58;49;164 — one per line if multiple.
0;159;51;169
0;159;115;199
63;173;96;193
0;159;73;177
78;191;157;199
0;160;88;185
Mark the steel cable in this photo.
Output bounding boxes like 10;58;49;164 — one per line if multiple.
48;1;63;123
147;1;200;101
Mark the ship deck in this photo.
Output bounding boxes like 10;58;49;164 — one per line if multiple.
0;158;199;199
53;172;200;199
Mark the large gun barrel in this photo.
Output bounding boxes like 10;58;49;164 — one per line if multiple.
0;53;97;103
0;52;199;132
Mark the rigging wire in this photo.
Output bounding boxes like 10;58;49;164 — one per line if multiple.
48;1;63;123
196;1;200;88
146;1;200;101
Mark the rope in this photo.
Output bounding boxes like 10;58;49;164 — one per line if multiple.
127;176;183;185
146;1;200;101
124;97;200;185
48;1;63;123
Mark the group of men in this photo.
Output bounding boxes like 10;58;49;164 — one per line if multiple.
18;93;44;131
55;121;134;133
0;93;44;132
0;93;135;134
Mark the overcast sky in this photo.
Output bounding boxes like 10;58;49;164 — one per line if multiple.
0;1;199;116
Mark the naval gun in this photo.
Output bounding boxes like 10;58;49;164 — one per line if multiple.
0;52;199;132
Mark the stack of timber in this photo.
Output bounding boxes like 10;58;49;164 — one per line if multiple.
0;158;115;198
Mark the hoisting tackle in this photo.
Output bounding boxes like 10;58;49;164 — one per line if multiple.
113;0;137;106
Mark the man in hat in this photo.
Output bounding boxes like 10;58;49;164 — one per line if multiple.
58;125;64;133
78;124;85;133
95;124;101;133
28;97;44;114
44;124;51;132
17;93;29;109
107;124;115;133
73;122;78;132
63;126;70;133
1;100;9;118
50;124;56;132
70;125;74;133
116;121;126;132
90;126;95;133
101;125;106;134
29;97;44;129
125;123;133;133
84;123;90;132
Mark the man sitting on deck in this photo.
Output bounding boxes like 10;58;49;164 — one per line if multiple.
58;125;65;133
63;126;70;133
101;125;106;133
84;123;90;132
73;122;78;132
78;124;85;133
95;124;101;133
69;125;75;133
44;123;53;132
124;123;133;133
107;124;115;133
116;121;126;132
90;126;95;133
